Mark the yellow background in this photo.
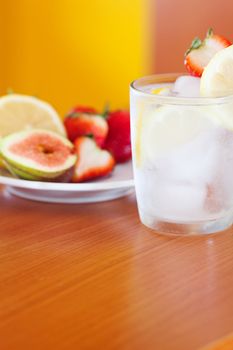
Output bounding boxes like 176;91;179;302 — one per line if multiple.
1;0;146;116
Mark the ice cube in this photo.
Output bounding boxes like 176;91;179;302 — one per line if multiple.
155;126;221;185
136;169;207;221
135;127;225;222
172;75;201;97
210;130;233;209
152;181;206;221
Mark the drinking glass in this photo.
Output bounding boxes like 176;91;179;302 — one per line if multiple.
130;74;233;235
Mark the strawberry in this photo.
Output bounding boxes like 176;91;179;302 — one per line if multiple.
64;108;108;147
184;28;231;77
104;110;131;163
72;136;115;182
68;106;98;115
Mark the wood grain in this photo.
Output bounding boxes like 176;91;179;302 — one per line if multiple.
1;186;233;350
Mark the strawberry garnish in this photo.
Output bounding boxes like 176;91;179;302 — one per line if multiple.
103;110;131;163
184;28;231;77
72;136;115;182
64;109;108;147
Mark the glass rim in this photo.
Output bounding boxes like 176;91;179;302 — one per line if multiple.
130;73;233;105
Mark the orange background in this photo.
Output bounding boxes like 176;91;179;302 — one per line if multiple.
1;0;233;116
155;0;233;73
0;0;147;116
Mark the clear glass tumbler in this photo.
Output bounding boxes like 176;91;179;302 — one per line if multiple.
130;74;233;235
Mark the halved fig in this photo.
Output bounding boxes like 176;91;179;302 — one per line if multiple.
0;129;77;181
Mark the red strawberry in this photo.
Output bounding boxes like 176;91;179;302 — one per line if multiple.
68;106;98;115
184;28;231;77
104;110;131;163
72;136;115;182
64;109;108;147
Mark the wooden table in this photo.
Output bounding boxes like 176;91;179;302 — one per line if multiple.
1;187;233;350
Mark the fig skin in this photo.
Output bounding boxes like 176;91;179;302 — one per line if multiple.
6;162;75;182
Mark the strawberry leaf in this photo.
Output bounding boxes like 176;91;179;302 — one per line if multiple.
185;37;202;56
67;112;82;119
207;28;214;38
102;102;110;119
7;88;14;95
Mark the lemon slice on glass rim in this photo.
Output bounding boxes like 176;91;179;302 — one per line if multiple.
200;44;233;97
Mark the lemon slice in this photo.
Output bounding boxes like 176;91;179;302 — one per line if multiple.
200;45;233;97
138;105;220;166
0;94;66;138
151;87;171;95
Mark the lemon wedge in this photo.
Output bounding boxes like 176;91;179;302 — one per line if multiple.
0;94;66;138
200;45;233;97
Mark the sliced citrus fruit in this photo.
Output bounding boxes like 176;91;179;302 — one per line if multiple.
0;94;66;138
151;87;171;95
200;44;233;97
138;105;221;166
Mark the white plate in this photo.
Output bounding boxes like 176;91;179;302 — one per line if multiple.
0;162;134;203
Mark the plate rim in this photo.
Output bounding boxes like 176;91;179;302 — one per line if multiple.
0;162;134;192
